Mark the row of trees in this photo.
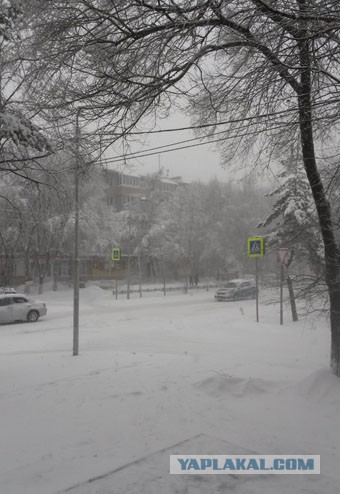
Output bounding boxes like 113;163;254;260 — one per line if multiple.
120;177;271;281
0;154;74;289
0;163;272;288
1;1;340;373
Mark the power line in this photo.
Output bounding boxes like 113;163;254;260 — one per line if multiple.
101;132;230;165
99;98;340;136
101;122;289;165
102;129;231;162
102;111;290;136
103;136;233;164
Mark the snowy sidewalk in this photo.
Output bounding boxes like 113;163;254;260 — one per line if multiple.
61;434;327;494
0;287;339;493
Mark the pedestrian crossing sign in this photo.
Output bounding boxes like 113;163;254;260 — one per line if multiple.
248;237;265;258
112;248;121;261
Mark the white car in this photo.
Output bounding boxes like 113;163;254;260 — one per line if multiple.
0;287;16;294
0;294;47;323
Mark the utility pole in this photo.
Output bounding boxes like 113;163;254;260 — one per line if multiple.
255;258;259;323
127;212;131;300
73;109;81;356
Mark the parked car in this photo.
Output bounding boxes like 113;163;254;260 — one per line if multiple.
0;287;16;294
214;279;256;301
0;294;47;323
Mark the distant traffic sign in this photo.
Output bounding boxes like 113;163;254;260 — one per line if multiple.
112;248;121;261
248;237;265;258
277;247;289;265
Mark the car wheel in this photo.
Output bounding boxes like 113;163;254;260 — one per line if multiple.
27;310;39;322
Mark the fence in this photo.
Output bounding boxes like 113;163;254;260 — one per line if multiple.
106;279;220;299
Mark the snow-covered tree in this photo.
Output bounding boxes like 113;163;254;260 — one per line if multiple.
0;193;22;285
77;169;121;257
0;0;20;43
0;151;75;291
258;165;324;277
0;0;52;183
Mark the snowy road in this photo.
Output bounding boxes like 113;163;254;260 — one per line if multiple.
0;286;339;493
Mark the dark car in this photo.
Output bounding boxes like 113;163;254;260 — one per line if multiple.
214;279;256;301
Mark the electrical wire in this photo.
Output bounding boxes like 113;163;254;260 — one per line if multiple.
101;122;290;165
97;97;340;136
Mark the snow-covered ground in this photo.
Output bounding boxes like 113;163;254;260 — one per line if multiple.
1;286;339;493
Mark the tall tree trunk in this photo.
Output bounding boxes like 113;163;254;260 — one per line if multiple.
287;275;298;322
299;108;340;375
297;1;340;374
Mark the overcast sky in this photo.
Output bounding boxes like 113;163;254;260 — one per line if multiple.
105;112;235;184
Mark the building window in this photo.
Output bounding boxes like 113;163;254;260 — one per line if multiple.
121;174;140;187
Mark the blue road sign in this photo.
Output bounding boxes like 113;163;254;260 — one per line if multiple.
248;237;264;258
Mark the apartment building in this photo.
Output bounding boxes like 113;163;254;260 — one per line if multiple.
104;169;183;210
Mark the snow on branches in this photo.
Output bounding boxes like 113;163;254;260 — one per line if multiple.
0;0;20;42
0;111;52;152
0;1;51;154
